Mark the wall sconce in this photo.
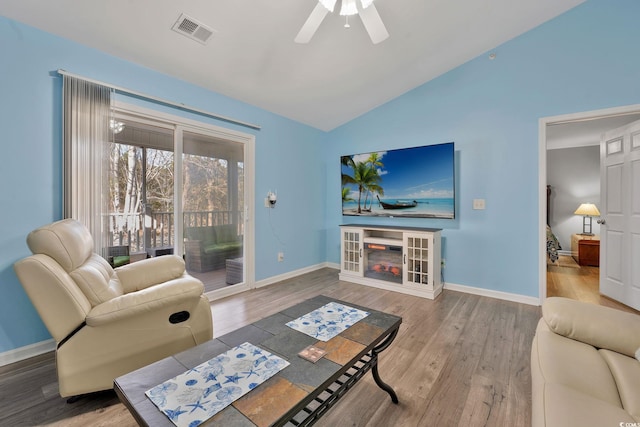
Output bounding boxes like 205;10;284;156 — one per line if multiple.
265;191;277;208
574;203;600;235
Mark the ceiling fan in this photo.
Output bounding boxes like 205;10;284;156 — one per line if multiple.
295;0;389;44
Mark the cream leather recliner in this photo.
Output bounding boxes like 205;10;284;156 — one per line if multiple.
531;297;640;426
14;219;213;398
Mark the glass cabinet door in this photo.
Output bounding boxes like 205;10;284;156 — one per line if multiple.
341;228;363;276
404;233;433;288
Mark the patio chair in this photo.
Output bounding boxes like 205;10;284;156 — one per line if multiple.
107;245;130;268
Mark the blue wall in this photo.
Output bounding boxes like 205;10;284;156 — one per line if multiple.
2;0;639;355
0;16;325;353
325;0;640;297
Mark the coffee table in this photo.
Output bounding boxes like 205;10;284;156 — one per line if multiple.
114;295;401;426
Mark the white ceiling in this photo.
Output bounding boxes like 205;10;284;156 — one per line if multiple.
1;0;585;131
547;113;640;150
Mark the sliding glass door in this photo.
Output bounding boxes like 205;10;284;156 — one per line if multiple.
108;118;175;264
182;130;244;287
107;111;248;293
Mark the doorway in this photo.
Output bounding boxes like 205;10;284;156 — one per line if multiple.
539;104;640;312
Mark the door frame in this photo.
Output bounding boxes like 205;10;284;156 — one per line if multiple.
114;100;256;301
538;104;640;304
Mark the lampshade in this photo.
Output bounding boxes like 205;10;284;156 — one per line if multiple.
574;203;600;217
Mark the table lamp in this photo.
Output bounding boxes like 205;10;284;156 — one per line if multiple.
574;203;600;236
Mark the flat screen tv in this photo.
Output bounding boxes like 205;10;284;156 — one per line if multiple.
341;142;455;219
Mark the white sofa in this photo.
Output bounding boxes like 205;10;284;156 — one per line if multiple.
14;219;213;398
531;297;640;426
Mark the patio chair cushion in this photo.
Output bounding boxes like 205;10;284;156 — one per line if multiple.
112;256;130;268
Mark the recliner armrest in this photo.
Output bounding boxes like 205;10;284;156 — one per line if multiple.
115;255;187;292
86;276;204;326
543;297;640;357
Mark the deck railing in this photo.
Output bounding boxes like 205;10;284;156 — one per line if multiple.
107;210;242;254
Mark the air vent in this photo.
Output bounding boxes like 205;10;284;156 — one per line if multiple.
171;13;216;44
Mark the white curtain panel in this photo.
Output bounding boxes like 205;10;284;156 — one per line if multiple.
62;75;111;256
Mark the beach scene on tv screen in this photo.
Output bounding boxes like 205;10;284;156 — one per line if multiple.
341;142;455;219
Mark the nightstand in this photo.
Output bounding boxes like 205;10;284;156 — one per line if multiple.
578;240;600;266
571;234;600;267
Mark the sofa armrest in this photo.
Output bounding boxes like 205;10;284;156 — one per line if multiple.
115;255;187;293
184;240;205;252
86;276;204;326
542;297;640;357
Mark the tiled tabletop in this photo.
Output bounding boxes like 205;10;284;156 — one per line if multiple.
114;295;402;427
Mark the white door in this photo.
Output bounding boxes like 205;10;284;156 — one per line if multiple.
600;119;640;310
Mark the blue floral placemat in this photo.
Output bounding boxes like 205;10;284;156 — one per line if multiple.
145;342;289;427
286;302;370;341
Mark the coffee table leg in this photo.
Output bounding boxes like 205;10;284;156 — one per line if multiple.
371;328;399;404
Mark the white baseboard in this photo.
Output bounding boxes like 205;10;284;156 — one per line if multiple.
326;262;340;270
0;339;55;367
255;262;333;289
444;282;540;306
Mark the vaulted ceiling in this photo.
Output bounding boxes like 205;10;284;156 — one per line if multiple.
1;0;585;130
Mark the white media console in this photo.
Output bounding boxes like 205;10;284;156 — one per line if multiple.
339;224;442;300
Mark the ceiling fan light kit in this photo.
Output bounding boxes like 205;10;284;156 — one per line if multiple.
340;0;358;16
295;0;389;45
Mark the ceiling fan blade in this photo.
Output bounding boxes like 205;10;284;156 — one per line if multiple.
295;3;329;44
358;3;389;44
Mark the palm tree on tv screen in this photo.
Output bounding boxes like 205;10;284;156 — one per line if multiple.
341;154;386;214
351;160;382;214
363;153;384;211
342;187;354;204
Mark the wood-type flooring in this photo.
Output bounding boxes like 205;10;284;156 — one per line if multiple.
2;265;631;426
547;257;638;314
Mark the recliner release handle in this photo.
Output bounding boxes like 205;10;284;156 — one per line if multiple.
169;311;191;324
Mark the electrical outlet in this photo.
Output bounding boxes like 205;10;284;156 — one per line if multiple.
278;252;284;262
473;199;486;210
441;258;446;268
